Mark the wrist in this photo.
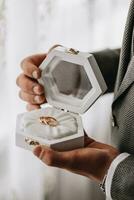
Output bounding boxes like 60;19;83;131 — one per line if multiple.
100;149;119;182
99;150;119;192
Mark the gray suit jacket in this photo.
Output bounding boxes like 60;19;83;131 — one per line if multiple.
93;1;134;199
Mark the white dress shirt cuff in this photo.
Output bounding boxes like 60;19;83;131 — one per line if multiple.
105;153;130;200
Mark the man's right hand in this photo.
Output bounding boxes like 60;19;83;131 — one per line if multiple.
16;54;47;111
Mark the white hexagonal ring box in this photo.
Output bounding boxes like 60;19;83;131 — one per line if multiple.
16;46;107;151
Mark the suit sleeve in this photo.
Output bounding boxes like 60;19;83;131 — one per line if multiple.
109;154;134;200
92;49;120;93
105;153;133;200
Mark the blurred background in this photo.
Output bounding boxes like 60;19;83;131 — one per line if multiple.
0;0;130;199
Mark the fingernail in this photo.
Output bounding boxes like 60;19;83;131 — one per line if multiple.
34;95;41;103
33;146;42;157
32;71;39;79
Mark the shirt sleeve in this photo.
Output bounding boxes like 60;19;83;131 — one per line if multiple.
105;153;130;200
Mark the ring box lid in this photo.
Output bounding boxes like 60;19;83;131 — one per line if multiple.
38;46;107;114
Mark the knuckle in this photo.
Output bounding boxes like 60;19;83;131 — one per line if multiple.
20;58;26;69
16;74;26;88
16;76;20;86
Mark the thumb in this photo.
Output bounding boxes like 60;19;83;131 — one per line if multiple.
33;145;73;169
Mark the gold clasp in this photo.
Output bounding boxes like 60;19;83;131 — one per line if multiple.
25;137;40;146
67;48;79;55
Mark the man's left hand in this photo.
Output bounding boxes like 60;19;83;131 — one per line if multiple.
33;134;119;183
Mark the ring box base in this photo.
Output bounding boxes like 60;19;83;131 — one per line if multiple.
16;111;84;151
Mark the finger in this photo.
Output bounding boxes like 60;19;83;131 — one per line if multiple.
16;74;44;95
33;145;78;169
21;54;46;79
19;91;46;105
26;104;41;111
33;146;90;173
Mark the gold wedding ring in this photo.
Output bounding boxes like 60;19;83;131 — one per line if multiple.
39;116;58;127
25;137;40;146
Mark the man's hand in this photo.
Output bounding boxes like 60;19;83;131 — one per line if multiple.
16;54;47;111
33;135;119;183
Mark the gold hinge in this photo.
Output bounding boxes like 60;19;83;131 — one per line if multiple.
67;48;79;55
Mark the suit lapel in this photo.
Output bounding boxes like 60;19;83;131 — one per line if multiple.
113;0;134;105
113;56;134;103
131;26;134;57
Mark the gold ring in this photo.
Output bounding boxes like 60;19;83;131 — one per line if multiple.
39;116;58;127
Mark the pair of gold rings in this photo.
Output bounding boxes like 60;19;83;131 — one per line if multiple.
39;116;58;127
25;116;58;146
